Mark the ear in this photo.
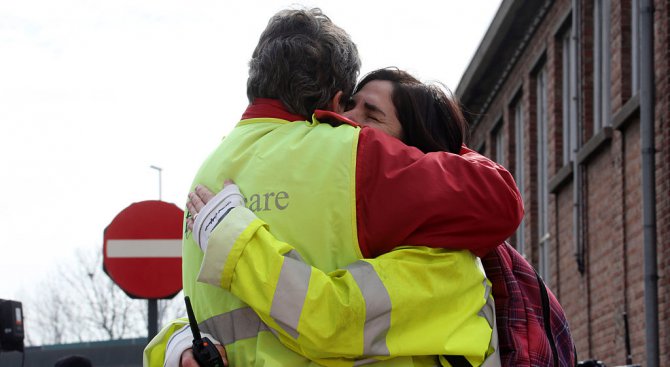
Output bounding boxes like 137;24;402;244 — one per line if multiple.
328;91;345;113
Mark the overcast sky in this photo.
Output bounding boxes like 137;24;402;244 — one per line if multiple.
0;0;502;300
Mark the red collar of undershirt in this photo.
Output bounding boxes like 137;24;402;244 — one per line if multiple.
241;99;306;121
313;110;360;127
241;98;362;129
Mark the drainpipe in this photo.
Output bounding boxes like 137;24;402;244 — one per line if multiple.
639;0;658;366
571;0;585;275
571;0;591;357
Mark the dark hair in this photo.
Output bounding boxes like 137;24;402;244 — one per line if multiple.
354;68;468;153
247;8;361;118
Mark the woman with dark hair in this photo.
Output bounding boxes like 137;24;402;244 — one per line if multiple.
329;68;573;366
347;68;467;154
327;67;575;367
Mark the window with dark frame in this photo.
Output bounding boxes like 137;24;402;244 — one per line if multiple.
631;0;640;94
492;121;505;167
477;142;486;156
561;27;578;166
593;0;611;131
513;101;526;256
536;67;550;282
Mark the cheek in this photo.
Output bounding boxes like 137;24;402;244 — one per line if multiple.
387;121;404;139
333;103;346;114
342;109;362;123
370;123;398;139
390;128;403;139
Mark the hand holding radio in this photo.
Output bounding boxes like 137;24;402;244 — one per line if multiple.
182;296;227;367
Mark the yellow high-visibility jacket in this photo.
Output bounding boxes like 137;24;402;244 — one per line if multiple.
144;100;508;367
145;208;496;366
196;206;498;366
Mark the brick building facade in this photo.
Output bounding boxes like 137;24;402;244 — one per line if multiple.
455;0;669;365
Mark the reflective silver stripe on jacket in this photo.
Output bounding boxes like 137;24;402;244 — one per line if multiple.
269;250;312;339
284;249;305;262
347;260;392;357
199;307;270;345
269;252;393;354
479;280;501;367
353;356;440;366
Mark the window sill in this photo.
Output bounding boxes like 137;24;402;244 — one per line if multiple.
576;127;613;165
613;94;640;131
549;163;573;193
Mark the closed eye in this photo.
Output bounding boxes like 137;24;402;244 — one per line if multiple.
364;102;386;117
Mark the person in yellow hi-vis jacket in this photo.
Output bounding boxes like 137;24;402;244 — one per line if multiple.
144;8;522;367
165;69;505;367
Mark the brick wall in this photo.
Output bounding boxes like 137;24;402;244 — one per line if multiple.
654;0;669;363
622;120;645;363
465;0;669;364
585;145;618;360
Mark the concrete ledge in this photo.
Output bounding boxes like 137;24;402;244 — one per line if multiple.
613;94;640;131
549;162;574;193
576;127;613;165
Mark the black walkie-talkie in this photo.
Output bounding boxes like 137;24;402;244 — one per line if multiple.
185;296;226;367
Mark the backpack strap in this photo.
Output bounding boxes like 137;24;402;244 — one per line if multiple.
535;271;560;366
442;355;472;367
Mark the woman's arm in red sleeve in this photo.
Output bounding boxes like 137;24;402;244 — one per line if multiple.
356;127;523;258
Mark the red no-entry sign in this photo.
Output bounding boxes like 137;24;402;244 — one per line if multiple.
103;200;184;299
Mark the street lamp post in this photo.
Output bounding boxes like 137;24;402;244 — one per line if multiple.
150;165;163;201
147;165;163;339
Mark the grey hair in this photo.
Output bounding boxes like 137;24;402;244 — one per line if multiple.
246;8;361;117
